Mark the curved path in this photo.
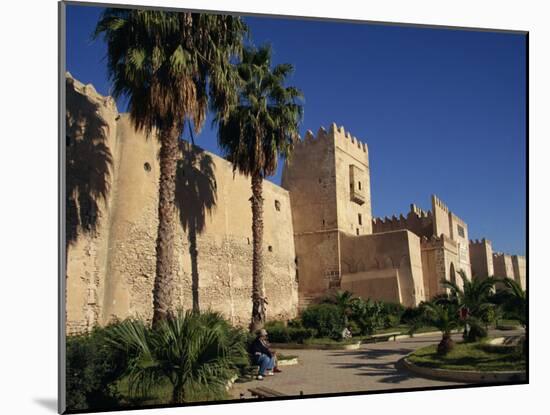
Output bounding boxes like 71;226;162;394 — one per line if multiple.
231;329;523;398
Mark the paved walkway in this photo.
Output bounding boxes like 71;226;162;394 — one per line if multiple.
231;329;523;398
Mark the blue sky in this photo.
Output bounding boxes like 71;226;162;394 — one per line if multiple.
65;4;526;255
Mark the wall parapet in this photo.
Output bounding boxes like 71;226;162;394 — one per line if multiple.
432;194;450;213
295;123;368;158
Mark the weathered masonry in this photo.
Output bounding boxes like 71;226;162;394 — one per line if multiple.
65;74;526;333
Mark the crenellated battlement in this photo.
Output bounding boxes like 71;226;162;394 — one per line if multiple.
469;238;492;246
295;123;368;160
420;235;444;248
372;203;434;238
431;194;449;213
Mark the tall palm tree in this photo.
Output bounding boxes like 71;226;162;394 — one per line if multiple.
216;46;303;332
106;310;247;404
94;10;246;326
441;270;497;340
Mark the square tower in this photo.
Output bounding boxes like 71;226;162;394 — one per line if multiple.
282;123;372;302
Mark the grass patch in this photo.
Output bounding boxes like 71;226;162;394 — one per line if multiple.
408;341;525;372
115;376;231;406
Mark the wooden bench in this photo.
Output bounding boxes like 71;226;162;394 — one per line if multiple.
249;386;288;398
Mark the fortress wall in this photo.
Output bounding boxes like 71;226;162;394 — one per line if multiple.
65;74;119;334
66;76;298;332
330;123;373;235
339;230;424;307
282;127;338;233
449;212;471;279
493;253;514;279
469;239;494;278
372;205;434;238
420;235;459;298
431;194;451;239
282;127;341;299
511;255;526;290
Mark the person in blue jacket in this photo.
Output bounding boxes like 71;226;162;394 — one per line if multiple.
250;329;281;380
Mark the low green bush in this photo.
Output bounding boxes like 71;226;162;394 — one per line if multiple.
264;321;315;343
301;303;346;339
66;325;127;411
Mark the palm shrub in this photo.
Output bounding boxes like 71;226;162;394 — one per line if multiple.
349;297;384;335
421;301;461;355
301;303;346;339
106;310;248;404
94;10;247;325
66;325;128;411
441;270;496;342
502;277;526;327
216;45;303;332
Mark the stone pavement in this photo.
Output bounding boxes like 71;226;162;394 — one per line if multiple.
230;329;523;399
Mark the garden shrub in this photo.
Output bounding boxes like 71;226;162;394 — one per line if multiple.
264;321;290;343
464;322;488;343
288;327;316;343
66;325;127;411
301;303;346;339
347;320;361;336
264;321;315;343
401;306;424;325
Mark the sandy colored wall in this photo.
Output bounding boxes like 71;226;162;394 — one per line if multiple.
511;255;526;290
341;268;401;304
449;212;471;278
469;239;494;279
493;253;514;279
339;230;424;307
282;126;342;302
66;75;298;332
65;74;119;334
432;195;451;239
332;124;372;236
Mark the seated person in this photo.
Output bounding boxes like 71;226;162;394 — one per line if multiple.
250;329;282;380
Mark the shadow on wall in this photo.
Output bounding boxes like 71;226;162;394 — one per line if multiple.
65;79;113;250
175;143;217;312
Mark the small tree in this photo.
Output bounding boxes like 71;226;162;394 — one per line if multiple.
441;270;496;342
421;301;460;355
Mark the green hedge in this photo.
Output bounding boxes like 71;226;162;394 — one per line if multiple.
66;325;127;411
265;321;316;343
301;303;346;339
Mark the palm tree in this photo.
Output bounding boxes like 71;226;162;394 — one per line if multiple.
421;301;460;355
502;277;526;327
216;46;303;332
106;310;247;404
441;270;497;341
94;10;246;326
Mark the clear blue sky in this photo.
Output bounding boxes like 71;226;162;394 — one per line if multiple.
65;4;527;255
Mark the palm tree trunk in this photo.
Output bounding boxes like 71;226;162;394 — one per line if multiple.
152;124;180;327
172;378;185;404
250;173;265;332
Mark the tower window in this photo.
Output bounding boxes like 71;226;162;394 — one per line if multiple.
358;181;362;190
356;228;360;235
358;213;362;225
274;200;281;211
